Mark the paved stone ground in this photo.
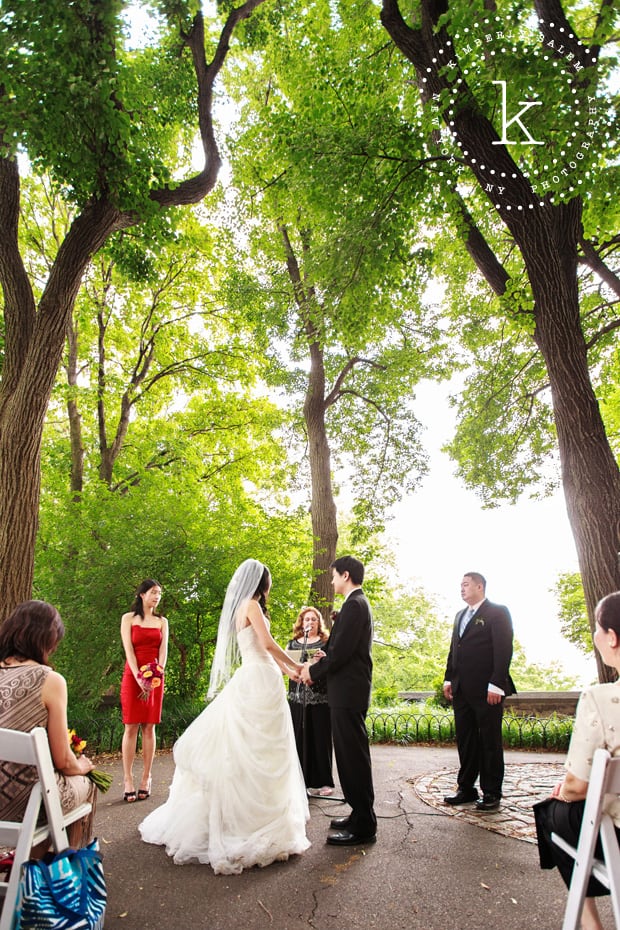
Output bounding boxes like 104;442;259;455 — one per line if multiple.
412;759;566;843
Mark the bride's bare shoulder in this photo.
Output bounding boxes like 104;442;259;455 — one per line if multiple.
235;597;261;631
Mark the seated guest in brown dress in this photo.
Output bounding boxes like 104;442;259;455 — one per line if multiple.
0;600;95;845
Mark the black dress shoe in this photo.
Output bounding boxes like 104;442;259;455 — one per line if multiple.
326;831;377;846
330;816;351;829
475;795;500;811
443;789;479;806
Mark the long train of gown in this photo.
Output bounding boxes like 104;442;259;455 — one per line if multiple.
139;625;310;874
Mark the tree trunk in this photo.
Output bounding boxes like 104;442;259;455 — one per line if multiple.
0;187;121;614
278;223;340;620
520;210;620;683
380;0;620;682
66;316;84;497
304;341;338;623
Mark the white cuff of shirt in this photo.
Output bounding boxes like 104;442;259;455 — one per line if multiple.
487;683;505;696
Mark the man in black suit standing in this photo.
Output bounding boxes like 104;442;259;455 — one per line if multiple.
443;572;515;812
300;555;376;845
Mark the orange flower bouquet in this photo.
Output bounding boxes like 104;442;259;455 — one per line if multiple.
137;661;164;701
68;729;113;793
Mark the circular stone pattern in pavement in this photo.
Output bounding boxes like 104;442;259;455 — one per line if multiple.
411;761;565;843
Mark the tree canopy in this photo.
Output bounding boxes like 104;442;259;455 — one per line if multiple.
1;0;618;693
0;0;269;610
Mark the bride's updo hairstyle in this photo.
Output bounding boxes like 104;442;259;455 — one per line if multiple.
253;565;271;618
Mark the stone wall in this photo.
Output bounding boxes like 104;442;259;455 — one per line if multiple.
397;690;581;716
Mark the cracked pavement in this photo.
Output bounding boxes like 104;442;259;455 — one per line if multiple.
94;744;613;930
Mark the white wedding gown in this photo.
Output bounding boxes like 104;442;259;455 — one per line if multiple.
139;624;310;874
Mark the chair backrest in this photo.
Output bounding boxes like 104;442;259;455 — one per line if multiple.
583;748;620;838
0;728;61;930
0;727;70;852
557;748;620;930
0;728;38;766
0;726;86;930
603;751;620;795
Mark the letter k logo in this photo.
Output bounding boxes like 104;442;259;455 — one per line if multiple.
492;80;543;145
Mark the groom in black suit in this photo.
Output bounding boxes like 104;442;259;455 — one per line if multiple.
443;572;515;811
300;555;376;845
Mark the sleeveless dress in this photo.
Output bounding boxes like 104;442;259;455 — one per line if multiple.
286;639;334;790
139;624;310;874
121;624;164;724
0;664;94;821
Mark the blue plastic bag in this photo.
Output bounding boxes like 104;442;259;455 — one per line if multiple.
14;839;106;930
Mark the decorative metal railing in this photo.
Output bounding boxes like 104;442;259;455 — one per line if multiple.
74;704;573;755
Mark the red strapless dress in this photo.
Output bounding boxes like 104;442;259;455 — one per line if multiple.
121;625;164;724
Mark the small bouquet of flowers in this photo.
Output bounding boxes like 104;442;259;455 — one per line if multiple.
68;729;113;793
137;660;164;701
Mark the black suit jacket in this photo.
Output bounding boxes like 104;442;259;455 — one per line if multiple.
444;598;516;700
309;588;373;712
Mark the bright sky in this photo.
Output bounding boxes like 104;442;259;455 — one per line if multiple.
386;380;598;687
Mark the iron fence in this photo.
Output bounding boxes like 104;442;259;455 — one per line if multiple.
75;706;573;756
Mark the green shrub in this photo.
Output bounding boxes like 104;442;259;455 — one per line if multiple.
68;699;573;754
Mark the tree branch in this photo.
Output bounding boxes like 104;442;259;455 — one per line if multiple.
455;195;509;297
579;236;620;300
0;157;37;410
150;0;268;208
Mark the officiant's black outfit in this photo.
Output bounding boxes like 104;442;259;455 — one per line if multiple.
309;588;376;839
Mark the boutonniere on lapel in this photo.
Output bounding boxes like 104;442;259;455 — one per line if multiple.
474;617;485;626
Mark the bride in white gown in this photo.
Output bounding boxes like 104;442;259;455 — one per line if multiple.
139;559;310;874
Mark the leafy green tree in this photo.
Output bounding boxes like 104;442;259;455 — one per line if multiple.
372;584;451;703
379;0;620;680
17;167;310;703
220;0;449;611
509;641;579;691
0;0;269;613
36;460;314;705
554;571;592;654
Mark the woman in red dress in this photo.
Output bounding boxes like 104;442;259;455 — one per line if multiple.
120;579;168;802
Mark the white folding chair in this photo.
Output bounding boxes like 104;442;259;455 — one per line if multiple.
552;747;620;930
0;726;92;930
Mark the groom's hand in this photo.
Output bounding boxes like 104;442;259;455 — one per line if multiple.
300;663;313;685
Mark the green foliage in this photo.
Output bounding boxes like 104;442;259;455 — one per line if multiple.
218;0;459;538
554;572;593;655
24;182;314;705
502;713;573;752
510;641;579;690
36;471;313;707
1;0;200;208
411;2;620;505
371;583;451;697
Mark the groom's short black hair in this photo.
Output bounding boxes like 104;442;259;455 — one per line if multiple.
331;555;364;586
